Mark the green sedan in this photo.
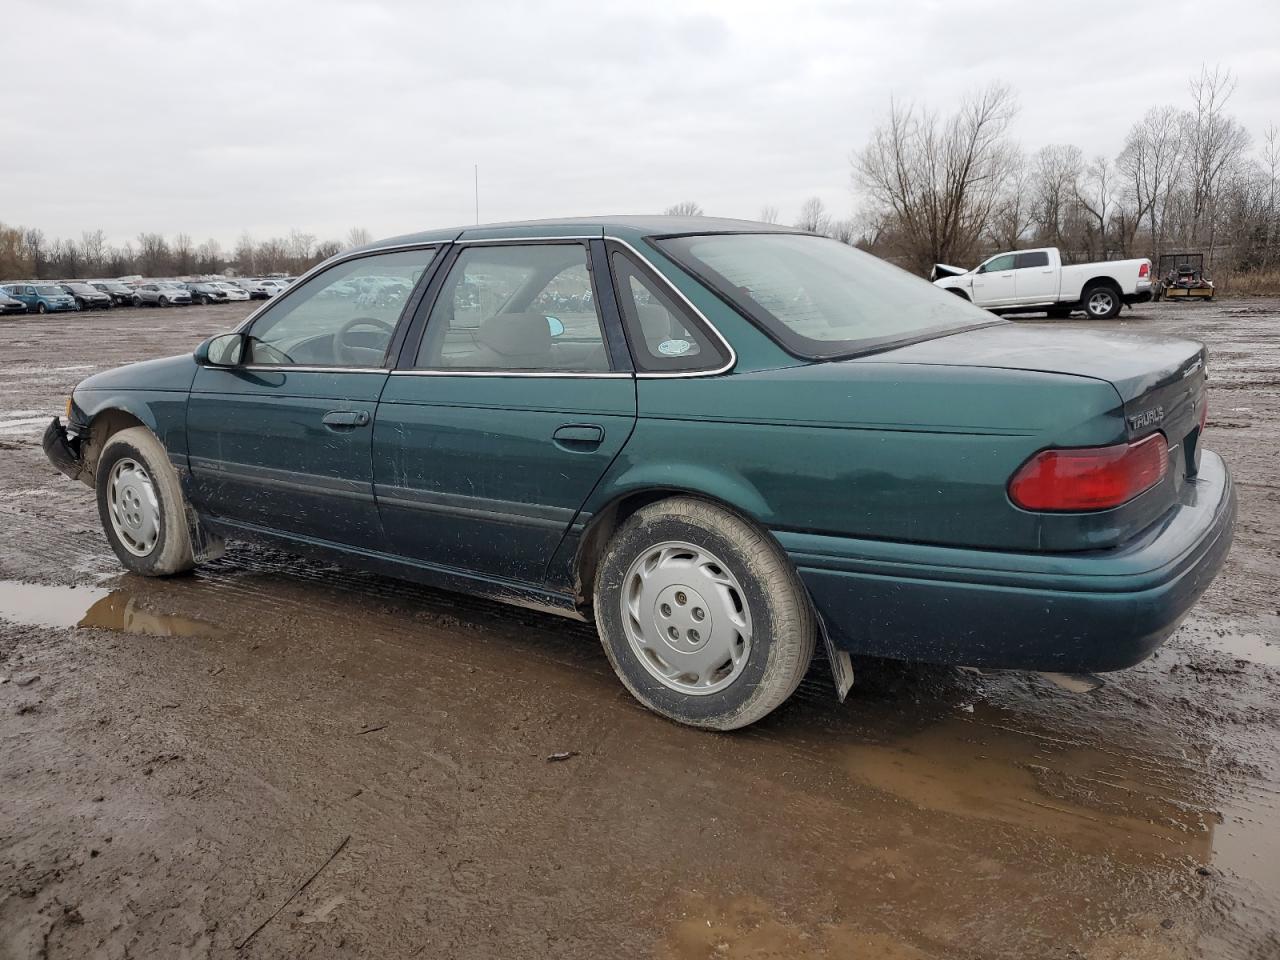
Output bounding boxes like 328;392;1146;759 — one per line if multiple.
43;217;1235;729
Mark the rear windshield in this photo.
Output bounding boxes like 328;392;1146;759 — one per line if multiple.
656;233;996;359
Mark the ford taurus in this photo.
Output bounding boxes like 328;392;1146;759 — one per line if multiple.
42;217;1235;729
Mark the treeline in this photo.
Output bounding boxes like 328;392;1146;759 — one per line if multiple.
672;66;1279;291
0;226;374;281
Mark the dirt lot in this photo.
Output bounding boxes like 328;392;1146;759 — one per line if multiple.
1;299;1278;959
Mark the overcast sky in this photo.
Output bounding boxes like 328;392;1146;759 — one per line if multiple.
7;0;1279;248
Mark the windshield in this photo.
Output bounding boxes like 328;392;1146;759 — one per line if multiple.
656;233;997;359
37;285;65;296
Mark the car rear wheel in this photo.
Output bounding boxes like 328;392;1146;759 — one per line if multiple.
95;427;195;576
1083;284;1122;320
593;497;815;730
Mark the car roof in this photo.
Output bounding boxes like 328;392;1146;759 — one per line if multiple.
359;215;800;252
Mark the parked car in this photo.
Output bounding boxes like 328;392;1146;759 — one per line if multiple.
131;282;192;308
232;278;271;300
212;281;250;302
931;247;1152;319
5;282;77;314
41;217;1234;731
60;282;113;311
184;281;230;305
88;280;136;306
259;278;291;297
0;289;27;315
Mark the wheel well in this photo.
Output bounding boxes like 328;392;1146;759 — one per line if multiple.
80;409;147;485
947;288;970;301
1082;276;1122;295
573;488;762;615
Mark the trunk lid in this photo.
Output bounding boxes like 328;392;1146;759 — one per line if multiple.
865;322;1208;530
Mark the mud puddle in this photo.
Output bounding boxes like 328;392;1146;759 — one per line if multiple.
0;579;223;638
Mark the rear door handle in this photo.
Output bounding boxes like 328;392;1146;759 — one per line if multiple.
322;410;371;430
553;423;604;451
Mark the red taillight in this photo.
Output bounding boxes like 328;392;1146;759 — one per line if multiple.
1139;261;1150;279
1009;434;1169;512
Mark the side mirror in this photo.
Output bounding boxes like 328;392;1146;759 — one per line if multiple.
195;332;245;367
545;316;565;338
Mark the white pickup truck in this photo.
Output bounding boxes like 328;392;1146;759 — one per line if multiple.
931;247;1152;320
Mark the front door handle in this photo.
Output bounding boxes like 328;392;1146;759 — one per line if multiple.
553;423;604;452
322;410;371;430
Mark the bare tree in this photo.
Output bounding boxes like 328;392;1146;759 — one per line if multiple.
1261;124;1278;266
287;229;316;270
758;205;779;224
23;228;46;278
854;83;1019;272
1116;106;1186;261
1075;155;1115;260
1031;144;1084;254
795;197;832;235
346;227;372;249
663;201;704;217
79;230;107;275
314;239;343;261
196;238;223;274
1185;65;1251;260
136;233;171;276
988;154;1035;250
172;233;195;274
234;233;256;275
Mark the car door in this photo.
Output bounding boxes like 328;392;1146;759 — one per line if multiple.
1012;250;1057;303
969;253;1017;307
373;238;637;585
185;245;440;550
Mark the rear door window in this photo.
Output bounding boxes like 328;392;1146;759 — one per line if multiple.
415;243;610;372
1014;251;1050;269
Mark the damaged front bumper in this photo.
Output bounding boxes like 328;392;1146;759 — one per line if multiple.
43;416;85;481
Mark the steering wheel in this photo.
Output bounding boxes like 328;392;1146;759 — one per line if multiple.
335;316;395;366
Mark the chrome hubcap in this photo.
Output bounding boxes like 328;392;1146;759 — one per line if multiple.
1088;291;1114;315
108;458;160;556
621;541;752;695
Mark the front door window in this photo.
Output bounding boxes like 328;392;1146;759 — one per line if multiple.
245;248;437;367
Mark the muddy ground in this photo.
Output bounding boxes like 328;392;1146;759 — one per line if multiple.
0;299;1277;959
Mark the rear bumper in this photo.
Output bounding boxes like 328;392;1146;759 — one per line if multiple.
781;450;1235;672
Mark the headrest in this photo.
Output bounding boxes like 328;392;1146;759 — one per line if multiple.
637;303;677;339
477;312;552;358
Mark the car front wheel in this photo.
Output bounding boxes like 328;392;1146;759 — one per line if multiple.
95;427;195;576
593;497;815;730
37;302;47;314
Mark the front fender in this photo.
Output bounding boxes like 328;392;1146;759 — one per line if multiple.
73;389;190;470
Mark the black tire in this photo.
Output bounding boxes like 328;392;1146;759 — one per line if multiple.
133;296;143;308
1046;305;1072;319
75;298;85;311
1082;283;1122;320
95;427;195;576
198;295;210;305
37;302;47;314
593;497;816;730
158;295;169;307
